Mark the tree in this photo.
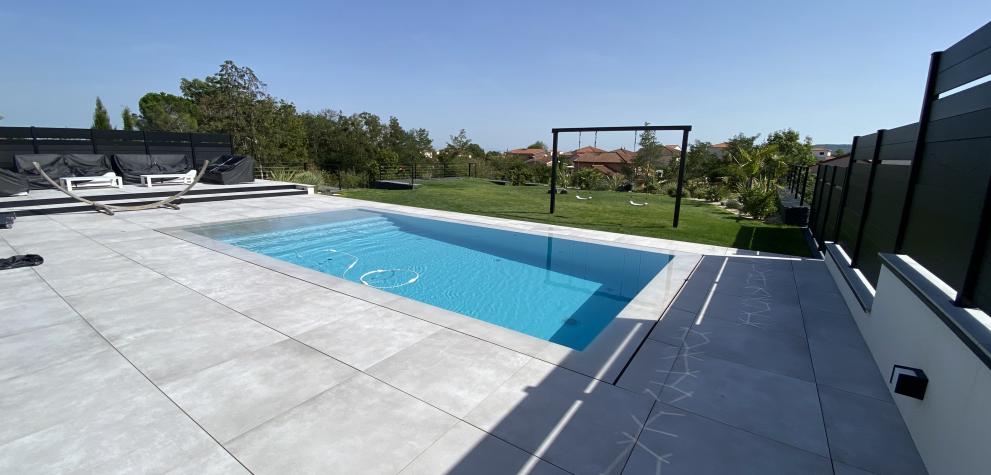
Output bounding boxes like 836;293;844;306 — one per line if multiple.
766;129;814;167
137;92;198;132
685;141;721;181
121;107;135;131
92;97;111;130
526;140;547;150
439;129;473;166
635;124;664;183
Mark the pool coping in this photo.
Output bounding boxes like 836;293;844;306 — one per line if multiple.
159;205;701;383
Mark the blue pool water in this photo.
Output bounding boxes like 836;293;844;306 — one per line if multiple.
189;210;672;350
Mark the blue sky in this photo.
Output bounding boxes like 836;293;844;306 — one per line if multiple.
1;1;988;151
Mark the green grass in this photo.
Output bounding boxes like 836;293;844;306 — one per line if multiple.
339;179;811;256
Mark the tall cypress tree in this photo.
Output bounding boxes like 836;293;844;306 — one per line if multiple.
92;97;112;130
121;106;135;131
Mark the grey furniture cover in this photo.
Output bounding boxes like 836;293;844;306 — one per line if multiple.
63;154;113;177
14;154;71;189
112;154;191;184
202;155;254;185
0;168;29;196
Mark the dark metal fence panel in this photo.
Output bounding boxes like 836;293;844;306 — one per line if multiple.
837;134;877;251
190;133;233;167
901;79;991;291
0;127;35;170
822;167;847;243
33;127;93;155
933;21;991;95
92;129;146;155
145;131;195;159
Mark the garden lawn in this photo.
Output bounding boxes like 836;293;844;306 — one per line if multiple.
340;179;811;256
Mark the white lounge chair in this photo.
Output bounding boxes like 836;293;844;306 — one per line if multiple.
140;170;197;187
59;172;123;191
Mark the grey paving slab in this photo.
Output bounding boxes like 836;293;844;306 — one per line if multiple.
818;385;926;474
0;348;155;445
686;314;815;381
368;329;531;417
35;257;163;297
658;351;829;456
0;319;108;381
0;294;78;338
465;359;654;475
227;374;457;474
162;339;357;442
669;274;715;313
832;461;875;475
805;309;891;401
622;403;833;475
616;339;680;398
0;267;48;296
164;446;250;475
647;307;696;347
399;421;569;475
703;289;807;338
0;390;219;474
297;305;441;370
798;287;851;315
241;288;382;336
110;308;287;384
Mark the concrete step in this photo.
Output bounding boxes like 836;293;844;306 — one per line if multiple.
7;188;309;215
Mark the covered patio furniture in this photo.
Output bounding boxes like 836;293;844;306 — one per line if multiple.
0;169;29;196
202;155;254;185
14;154;71;189
112;154;191;184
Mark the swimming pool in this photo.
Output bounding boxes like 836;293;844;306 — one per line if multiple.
187;209;673;350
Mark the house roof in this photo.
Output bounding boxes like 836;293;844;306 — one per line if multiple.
573;150;631;164
508;148;547;156
571;146;606;154
710;142;730;149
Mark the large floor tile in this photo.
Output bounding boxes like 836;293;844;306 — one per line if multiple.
0;390;219;474
686;315;814;381
819;385;926;474
162;339;357;442
227;374;456;474
0;294;78;337
622;403;832;475
647;307;696;347
0;319;108;381
369;329;530;417
297;306;440;370
464;359;654;475
0;348;154;445
163;446;250;475
114;310;286;384
798;287;851;315
808;328;890;401
616;339;680;399
658;352;829;456
400;421;568;475
702;289;807;337
241;289;380;336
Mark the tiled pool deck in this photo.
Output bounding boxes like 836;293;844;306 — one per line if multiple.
0;194;926;474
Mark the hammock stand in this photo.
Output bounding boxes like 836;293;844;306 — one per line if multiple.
32;161;209;216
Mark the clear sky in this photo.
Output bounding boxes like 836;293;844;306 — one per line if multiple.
1;1;988;151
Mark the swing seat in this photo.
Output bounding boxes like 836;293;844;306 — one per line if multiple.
629;200;648;206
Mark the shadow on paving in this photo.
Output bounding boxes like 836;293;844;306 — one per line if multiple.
436;256;926;475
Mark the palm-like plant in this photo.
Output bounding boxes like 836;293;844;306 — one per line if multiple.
731;143;781;191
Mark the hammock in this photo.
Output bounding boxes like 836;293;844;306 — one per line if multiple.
33;161;208;216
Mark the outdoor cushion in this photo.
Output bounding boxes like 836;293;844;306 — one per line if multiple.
63;154;113;176
14;154;71;189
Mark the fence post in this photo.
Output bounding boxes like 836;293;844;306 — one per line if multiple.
831;136;859;245
799;167;810;206
30;126;39;153
90;128;98;153
672;129;690;228
142;130;150;155
894;51;942;252
809;165;824;234
851;130;885;267
550;131;559;214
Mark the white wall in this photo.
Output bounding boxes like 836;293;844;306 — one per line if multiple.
825;250;991;475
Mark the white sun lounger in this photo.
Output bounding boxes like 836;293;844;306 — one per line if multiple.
140;170;197;187
60;173;123;191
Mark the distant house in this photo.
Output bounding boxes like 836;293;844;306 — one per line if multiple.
573;146;681;177
708;142;731;159
812;147;833;161
507;148;551;166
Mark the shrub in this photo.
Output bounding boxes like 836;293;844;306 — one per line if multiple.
724;198;741;210
738;180;779;219
664;184;691;198
293;171;325;187
337;170;368;189
642;176;659;194
702;184;729;202
571;168;609;190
